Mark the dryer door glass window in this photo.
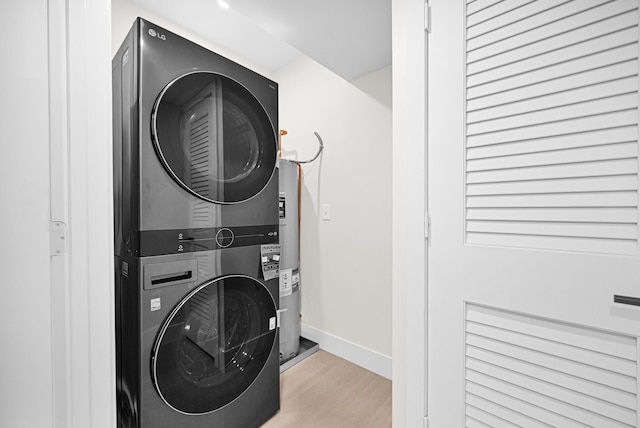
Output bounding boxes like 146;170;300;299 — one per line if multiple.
152;72;277;204
151;275;277;415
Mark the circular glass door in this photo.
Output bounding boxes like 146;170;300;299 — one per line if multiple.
151;72;277;204
151;275;277;415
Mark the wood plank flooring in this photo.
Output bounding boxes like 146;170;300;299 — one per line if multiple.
261;350;392;428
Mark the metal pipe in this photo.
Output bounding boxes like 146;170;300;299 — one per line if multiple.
292;131;324;164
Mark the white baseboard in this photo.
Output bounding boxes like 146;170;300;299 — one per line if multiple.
301;323;392;380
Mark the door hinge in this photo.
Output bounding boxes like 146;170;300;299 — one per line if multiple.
424;211;431;239
424;2;431;33
50;221;68;256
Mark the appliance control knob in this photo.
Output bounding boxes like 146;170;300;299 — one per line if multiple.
215;228;234;248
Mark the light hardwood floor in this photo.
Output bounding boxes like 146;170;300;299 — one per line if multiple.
261;350;392;428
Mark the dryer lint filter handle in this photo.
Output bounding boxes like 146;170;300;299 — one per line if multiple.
260;244;281;281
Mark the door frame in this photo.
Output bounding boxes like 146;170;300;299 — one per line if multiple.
391;0;429;426
49;0;115;426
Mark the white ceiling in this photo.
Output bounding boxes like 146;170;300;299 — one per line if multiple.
130;0;391;81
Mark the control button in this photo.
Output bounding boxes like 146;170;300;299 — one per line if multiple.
215;228;235;248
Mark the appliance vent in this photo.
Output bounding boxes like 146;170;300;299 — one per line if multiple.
464;0;639;255
190;113;210;194
465;304;638;427
190;287;214;323
189;111;211;228
196;252;210;282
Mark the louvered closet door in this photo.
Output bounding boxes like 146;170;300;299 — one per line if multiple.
428;1;640;427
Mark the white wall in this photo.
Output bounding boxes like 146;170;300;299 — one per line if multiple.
275;57;393;371
1;3;53;426
351;66;393;109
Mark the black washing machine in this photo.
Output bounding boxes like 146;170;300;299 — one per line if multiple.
115;249;279;427
112;18;280;428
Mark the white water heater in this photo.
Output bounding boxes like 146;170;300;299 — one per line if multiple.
278;159;301;361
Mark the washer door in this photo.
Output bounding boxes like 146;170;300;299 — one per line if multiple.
151;275;277;415
152;72;277;204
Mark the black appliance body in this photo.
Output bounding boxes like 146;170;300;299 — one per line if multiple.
112;18;280;428
113;17;279;260
115;250;279;428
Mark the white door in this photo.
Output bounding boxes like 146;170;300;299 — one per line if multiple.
428;1;640;426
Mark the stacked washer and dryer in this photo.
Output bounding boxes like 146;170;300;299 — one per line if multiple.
113;18;280;428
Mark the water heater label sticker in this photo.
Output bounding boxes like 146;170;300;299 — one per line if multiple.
279;194;286;219
150;298;161;312
280;268;293;297
292;269;300;292
260;244;281;281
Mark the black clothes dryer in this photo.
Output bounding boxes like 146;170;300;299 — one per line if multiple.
113;17;279;259
112;18;280;428
115;249;280;427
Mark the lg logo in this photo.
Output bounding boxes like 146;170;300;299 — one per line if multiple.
148;28;166;40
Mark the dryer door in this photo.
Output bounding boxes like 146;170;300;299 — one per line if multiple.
151;275;277;415
151;71;277;204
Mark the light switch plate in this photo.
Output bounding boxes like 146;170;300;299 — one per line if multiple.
321;203;331;221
